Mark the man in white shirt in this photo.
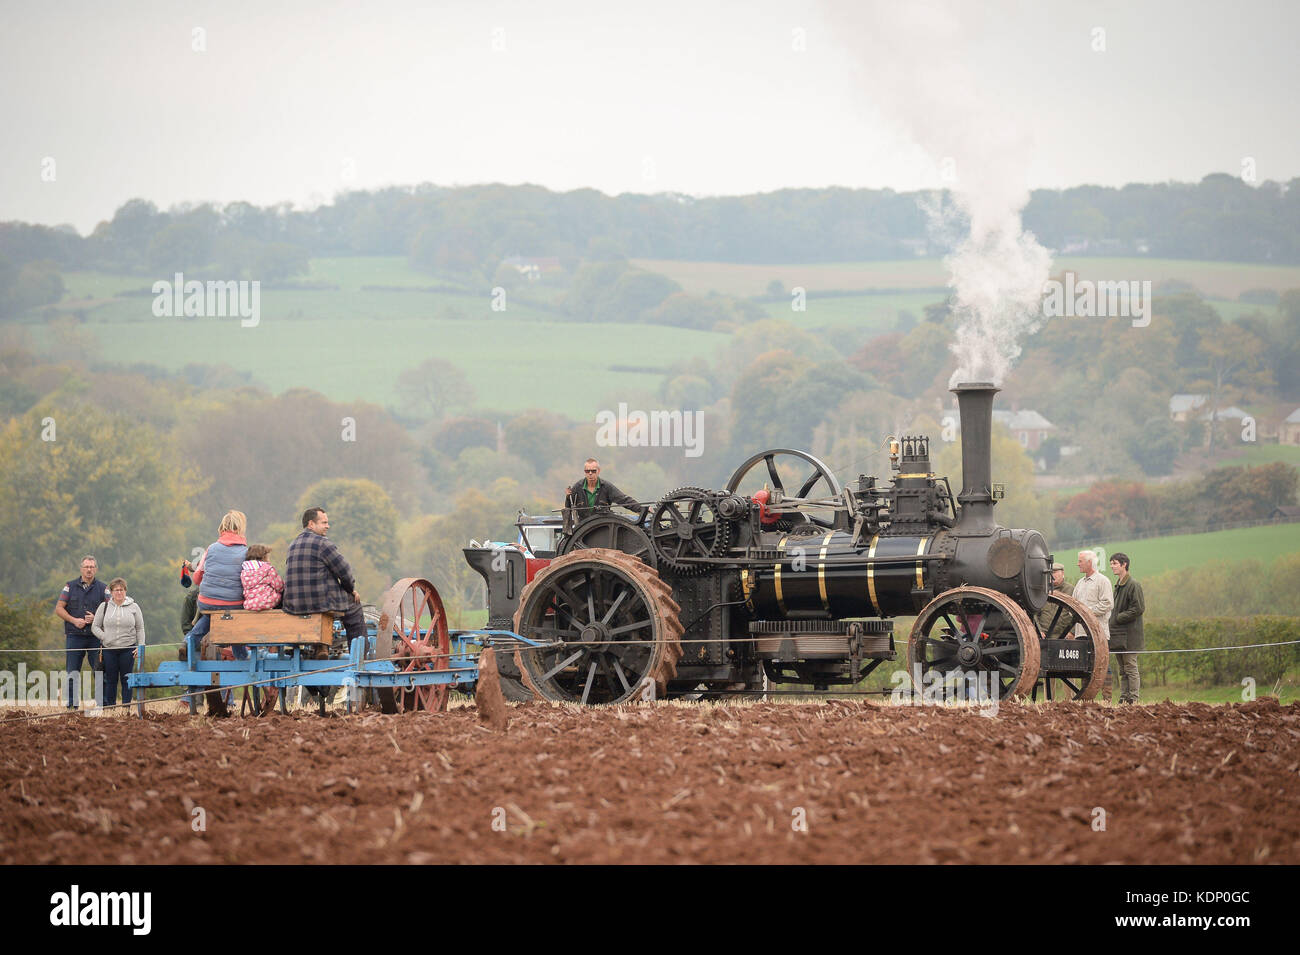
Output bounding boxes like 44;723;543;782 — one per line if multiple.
1073;549;1114;700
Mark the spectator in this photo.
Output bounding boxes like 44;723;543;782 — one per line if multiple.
91;578;146;708
1109;553;1145;704
241;544;285;611
283;507;364;654
185;511;249;663
1035;562;1074;638
1073;549;1115;700
54;555;109;711
178;558;200;658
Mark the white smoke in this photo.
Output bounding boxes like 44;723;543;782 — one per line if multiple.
821;1;1051;384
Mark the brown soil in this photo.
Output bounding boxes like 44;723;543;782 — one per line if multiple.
2;699;1297;864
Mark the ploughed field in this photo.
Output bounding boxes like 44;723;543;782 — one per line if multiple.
2;699;1297;864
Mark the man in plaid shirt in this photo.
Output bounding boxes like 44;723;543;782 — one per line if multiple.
283;507;365;650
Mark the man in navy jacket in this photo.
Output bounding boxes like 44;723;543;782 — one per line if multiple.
54;555;109;709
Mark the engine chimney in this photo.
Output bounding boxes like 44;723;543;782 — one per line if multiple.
952;381;999;535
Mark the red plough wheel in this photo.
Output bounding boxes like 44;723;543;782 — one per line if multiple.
375;578;451;713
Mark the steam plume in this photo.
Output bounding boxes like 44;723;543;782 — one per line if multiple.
822;1;1051;384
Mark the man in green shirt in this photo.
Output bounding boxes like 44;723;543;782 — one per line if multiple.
1109;552;1145;704
564;457;641;528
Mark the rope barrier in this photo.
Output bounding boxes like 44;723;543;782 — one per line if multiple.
1123;639;1300;654
0;641;184;653
6;634;1299;660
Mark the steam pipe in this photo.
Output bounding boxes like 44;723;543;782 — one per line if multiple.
952;381;998;535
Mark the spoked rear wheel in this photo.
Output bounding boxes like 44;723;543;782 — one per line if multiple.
514;549;682;704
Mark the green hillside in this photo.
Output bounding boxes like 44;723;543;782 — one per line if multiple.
636;255;1300;299
33;257;729;419
30;311;725;419
1071;523;1300;578
760;291;945;330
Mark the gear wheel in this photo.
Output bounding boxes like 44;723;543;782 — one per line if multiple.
649;486;732;575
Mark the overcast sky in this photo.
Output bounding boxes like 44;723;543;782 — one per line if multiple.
2;0;1297;234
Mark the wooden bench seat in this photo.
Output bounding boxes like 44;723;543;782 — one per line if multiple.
201;608;336;646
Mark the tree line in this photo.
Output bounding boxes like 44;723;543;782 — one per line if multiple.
4;174;1299;307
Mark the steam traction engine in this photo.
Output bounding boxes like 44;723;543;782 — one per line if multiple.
466;383;1108;705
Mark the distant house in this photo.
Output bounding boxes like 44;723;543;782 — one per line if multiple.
1194;405;1255;445
943;406;1057;452
1283;408;1300;446
1202;405;1251;423
501;256;564;282
997;410;1057;451
1270;505;1300;522
1169;393;1206;421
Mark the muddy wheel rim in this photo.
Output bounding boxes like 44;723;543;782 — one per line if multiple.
907;586;1041;701
515;549;682;704
1032;592;1109;701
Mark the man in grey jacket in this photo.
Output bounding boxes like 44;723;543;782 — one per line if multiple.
1073;550;1114;701
91;577;146;707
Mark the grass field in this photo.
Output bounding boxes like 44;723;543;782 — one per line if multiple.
31;254;1300;418
33;258;728;419
1135;680;1300;705
305;255;469;291
634;255;1300;300
1218;443;1300;468
760;290;945;330
632;257;951;296
29;312;725;418
1074;523;1300;577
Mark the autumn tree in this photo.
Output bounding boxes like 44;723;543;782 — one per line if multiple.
504;410;570;476
395;358;475;423
182;390;422;525
0;406;198;594
1192;322;1272;449
407;480;550;624
296;478;401;577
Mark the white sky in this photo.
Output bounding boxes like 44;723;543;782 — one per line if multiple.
2;0;1297;234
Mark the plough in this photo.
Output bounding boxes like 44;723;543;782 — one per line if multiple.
127;577;546;716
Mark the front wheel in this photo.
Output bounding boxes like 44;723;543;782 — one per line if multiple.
907;587;1041;701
